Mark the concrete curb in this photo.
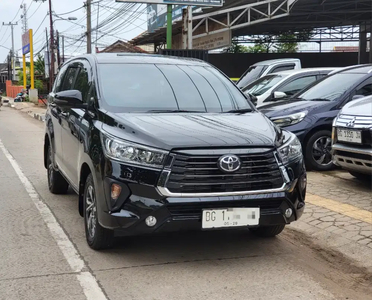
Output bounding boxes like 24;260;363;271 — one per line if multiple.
7;101;46;123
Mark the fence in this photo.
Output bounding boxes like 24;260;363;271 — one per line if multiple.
6;80;23;98
159;49;209;62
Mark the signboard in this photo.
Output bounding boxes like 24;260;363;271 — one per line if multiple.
193;31;231;50
148;4;201;33
117;0;223;6
22;30;31;55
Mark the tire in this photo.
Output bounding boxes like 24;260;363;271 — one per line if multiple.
84;174;114;250
305;130;335;171
250;224;285;237
47;146;69;194
349;171;372;182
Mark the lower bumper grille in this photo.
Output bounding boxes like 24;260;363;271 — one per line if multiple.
167;199;283;217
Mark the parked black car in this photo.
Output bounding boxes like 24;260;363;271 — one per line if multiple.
332;95;372;180
260;65;372;171
44;54;307;250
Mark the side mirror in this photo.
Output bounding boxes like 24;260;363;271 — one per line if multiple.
352;95;365;101
273;91;287;100
54;90;86;108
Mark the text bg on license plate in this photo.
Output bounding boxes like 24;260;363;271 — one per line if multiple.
337;128;362;144
202;208;260;229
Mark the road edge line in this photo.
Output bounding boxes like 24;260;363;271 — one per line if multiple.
0;139;108;300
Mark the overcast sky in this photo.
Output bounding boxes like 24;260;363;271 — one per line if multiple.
0;0;148;62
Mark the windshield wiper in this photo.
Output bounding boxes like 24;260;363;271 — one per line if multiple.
225;108;253;114
146;109;205;113
308;98;331;102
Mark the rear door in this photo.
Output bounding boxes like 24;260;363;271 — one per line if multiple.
48;64;69;168
58;63;80;187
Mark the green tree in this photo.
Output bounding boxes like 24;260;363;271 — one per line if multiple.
34;54;45;78
17;70;44;91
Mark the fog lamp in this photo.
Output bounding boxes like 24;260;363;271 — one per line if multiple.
145;216;157;227
111;184;122;200
285;208;293;219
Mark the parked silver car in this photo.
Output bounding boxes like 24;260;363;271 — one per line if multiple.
332;95;372;180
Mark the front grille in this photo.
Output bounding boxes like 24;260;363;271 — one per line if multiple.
335;115;372;147
336;115;372;129
167;199;283;217
166;150;283;194
334;150;372;163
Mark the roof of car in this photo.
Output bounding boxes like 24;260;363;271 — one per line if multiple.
71;53;210;66
253;58;300;66
341;64;372;74
274;67;337;75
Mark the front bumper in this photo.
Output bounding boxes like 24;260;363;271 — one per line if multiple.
98;158;307;236
332;143;372;175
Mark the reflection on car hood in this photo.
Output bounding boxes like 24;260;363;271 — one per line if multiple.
101;112;281;150
259;99;332;118
341;96;372;116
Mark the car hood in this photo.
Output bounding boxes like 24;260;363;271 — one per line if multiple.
259;99;332;118
101;112;281;150
341;96;372;116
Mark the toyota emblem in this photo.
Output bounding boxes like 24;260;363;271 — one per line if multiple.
218;155;241;173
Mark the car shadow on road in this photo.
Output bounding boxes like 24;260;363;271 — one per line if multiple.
96;230;291;266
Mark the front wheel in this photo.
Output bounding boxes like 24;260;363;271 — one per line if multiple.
84;174;114;250
305;130;335;171
249;224;285;237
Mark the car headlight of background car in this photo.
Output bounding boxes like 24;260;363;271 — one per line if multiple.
277;132;303;164
271;111;308;127
101;134;168;168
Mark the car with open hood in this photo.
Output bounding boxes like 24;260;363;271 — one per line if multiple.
44;53;307;250
260;64;372;171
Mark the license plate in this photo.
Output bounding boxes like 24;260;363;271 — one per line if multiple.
337;128;362;144
202;208;260;229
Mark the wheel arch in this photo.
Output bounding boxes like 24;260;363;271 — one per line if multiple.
79;162;92;217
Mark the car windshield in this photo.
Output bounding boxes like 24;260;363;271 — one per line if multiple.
242;74;285;96
297;73;366;101
237;65;268;88
98;64;252;113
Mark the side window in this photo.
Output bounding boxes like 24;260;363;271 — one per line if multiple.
278;75;318;96
53;64;69;93
60;67;79;91
354;78;372;97
270;64;296;73
73;62;91;103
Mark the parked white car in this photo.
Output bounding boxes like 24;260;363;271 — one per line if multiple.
236;58;302;88
241;68;338;108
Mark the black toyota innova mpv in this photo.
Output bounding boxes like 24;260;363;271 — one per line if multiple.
44;54;307;250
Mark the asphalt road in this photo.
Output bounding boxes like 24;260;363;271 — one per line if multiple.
0;107;371;300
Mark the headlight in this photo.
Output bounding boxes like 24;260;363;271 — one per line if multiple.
272;111;308;127
101;134;167;168
277;133;302;164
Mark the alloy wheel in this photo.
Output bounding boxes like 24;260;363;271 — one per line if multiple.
85;185;97;239
312;136;332;166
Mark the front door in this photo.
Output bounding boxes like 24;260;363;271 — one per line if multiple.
60;60;92;188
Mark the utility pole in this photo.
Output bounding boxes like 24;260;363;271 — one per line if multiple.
3;22;18;81
182;7;193;49
167;5;172;49
48;0;55;87
21;4;28;33
86;0;92;53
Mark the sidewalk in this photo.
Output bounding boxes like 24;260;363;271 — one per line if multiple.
3;97;46;122
289;171;372;273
